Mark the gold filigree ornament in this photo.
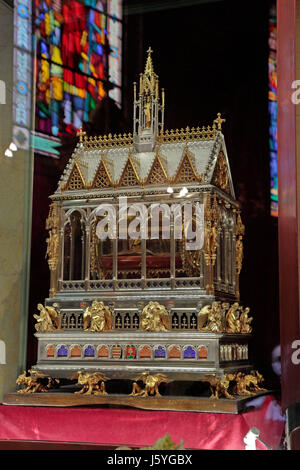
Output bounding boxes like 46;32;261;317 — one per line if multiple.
118;152;141;187
157;125;217;144
173;145;202;184
45;202;59;231
82;132;133;150
129;372;172;397
91;156;113;189
61;161;86;191
212;150;230;194
140;301;170;332
83;300;113;332
203;194;220;295
146;151;168;186
180;212;204;277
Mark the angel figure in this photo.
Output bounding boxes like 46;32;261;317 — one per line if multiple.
225;302;241;333
129;371;172;397
144;95;152;128
197;302;223;332
16;369;59;394
140;301;170;332
240;307;253;333
204;221;218;260
33;303;61;332
83;300;112;332
70;370;110;395
236;235;243;275
221;302;230;330
45;228;59;271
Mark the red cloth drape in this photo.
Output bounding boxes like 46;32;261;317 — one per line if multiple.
0;395;284;450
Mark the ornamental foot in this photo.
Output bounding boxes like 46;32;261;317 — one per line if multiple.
225;394;236;400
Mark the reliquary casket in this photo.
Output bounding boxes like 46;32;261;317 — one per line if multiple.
32;49;253;391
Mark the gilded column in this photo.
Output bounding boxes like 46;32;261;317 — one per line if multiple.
235;210;245;300
45;202;60;298
217;226;222;287
203;193;219;295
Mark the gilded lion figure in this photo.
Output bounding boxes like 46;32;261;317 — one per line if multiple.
70;371;110;395
140;301;170;332
200;374;235;400
16;369;59;394
130;372;172;397
83;301;112;332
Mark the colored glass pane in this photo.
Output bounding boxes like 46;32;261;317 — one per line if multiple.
269;6;278;217
34;0;122;140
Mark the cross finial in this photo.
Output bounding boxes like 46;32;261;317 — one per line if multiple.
147;46;153;55
77;127;86;143
214;113;226;130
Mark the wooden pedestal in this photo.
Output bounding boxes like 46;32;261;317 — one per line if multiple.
3;390;271;414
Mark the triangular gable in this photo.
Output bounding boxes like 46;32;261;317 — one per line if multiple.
119;156;140;187
92;159;113;189
146;152;168;185
174;147;200;183
211;149;232;195
62;162;85;191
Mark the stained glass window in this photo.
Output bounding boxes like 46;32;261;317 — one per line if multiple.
269;5;277;217
34;0;122;144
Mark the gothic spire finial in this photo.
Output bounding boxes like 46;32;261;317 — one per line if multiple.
133;48;165;151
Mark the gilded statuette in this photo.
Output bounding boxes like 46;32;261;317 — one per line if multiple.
83;301;112;332
129;371;172;397
198;302;253;334
140;301;170;332
34;303;61;333
70;371;110;395
16;370;59;394
200;374;235;400
198;302;223;333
